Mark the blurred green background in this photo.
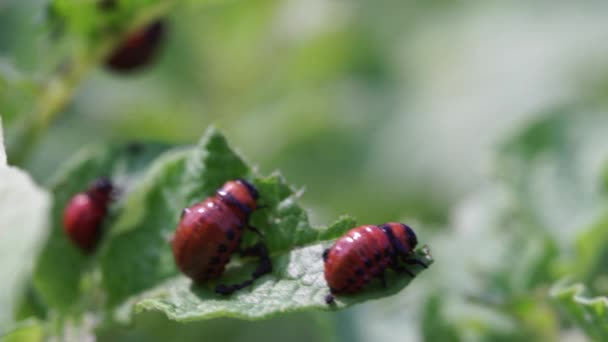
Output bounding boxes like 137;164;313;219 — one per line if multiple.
3;0;608;341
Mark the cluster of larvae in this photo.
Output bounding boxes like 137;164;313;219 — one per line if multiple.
64;178;426;303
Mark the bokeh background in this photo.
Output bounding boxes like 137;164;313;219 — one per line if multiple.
3;0;608;341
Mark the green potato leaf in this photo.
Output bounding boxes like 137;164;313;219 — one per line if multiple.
25;125;432;323
97;311;338;342
1;319;46;342
99;127;432;320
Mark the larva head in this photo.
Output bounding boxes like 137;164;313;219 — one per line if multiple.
236;178;259;200
217;179;258;214
88;177;113;203
383;222;418;254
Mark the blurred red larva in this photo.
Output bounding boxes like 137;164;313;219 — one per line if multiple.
105;20;166;72
63;178;113;253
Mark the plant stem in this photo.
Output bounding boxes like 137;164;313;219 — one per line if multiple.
7;51;95;166
6;0;179;166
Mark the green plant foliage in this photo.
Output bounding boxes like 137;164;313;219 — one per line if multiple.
1;319;45;342
575;211;608;287
13;280;47;323
97;310;338;342
412;109;608;341
498;110;608;244
49;0;178;41
99;127;431;319
551;282;608;340
421;295;459;342
12;1;608;339
26;126;432;325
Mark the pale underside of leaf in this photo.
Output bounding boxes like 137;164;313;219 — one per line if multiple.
0;119;50;328
0;116;6;164
134;246;433;321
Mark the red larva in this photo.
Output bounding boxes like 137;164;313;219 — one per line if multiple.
63;178;114;253
172;179;272;295
323;222;427;304
105;20;166;72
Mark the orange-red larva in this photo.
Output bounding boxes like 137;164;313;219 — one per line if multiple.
172;179;272;295
323;222;426;304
